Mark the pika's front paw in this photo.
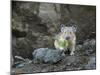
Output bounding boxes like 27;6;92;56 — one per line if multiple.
70;52;74;56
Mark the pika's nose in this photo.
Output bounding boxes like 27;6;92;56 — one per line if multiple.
66;37;70;40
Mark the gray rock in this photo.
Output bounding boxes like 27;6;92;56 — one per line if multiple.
77;39;96;56
32;48;65;64
83;39;96;47
89;39;96;46
84;57;96;69
76;45;83;51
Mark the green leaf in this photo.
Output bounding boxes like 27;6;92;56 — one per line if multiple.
57;39;68;48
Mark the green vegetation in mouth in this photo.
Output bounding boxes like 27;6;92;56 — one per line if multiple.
57;38;69;48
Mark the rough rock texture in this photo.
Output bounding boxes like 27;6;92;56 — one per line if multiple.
11;1;96;74
32;48;65;63
11;39;96;74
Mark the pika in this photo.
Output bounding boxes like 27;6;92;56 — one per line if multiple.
54;25;76;55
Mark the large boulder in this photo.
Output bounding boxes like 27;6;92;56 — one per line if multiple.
32;48;65;64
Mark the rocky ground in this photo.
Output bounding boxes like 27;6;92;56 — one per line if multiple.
11;1;96;75
11;39;96;74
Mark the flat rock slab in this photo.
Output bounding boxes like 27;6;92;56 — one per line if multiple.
32;48;65;64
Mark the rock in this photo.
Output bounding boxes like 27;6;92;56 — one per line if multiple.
76;45;83;51
84;56;96;69
14;57;32;68
13;38;33;59
89;39;96;46
36;36;54;48
32;48;65;64
83;39;96;47
62;56;82;66
16;63;25;68
76;39;96;56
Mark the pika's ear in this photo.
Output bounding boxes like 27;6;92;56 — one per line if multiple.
61;24;65;27
72;26;77;32
60;24;65;32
